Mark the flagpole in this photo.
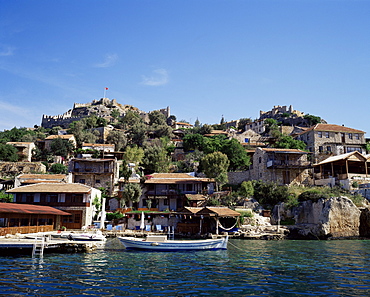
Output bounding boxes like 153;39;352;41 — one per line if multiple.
104;87;108;98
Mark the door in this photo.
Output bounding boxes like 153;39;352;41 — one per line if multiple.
62;210;83;230
282;170;290;185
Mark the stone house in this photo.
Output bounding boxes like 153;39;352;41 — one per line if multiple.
6;142;36;162
172;122;194;129
248;147;311;185
296;124;366;163
68;158;120;195
245;119;266;134
14;173;72;188
7;183;101;229
229;129;263;147
0;161;46;178
43;135;77;155
122;173;215;212
81;143;115;153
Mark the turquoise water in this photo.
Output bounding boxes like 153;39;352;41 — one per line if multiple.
1;238;370;296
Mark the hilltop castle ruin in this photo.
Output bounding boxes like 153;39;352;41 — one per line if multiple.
41;98;170;129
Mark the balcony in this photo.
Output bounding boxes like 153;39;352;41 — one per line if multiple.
266;159;310;169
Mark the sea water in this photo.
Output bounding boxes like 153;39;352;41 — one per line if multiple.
1;238;370;296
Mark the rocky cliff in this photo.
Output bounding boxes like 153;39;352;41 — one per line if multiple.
272;196;362;239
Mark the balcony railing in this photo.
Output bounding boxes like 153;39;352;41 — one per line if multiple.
0;225;53;236
266;160;310;168
146;190;197;196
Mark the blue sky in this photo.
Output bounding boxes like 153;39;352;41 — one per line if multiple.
1;0;370;136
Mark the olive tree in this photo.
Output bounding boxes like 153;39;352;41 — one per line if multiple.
201;151;230;191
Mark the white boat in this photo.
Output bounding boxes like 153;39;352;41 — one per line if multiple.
118;235;228;251
64;230;106;241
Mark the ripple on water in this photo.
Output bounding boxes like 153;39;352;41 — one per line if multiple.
1;239;370;296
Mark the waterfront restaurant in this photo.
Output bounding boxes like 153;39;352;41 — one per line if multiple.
313;151;370;189
176;206;241;235
0;203;71;236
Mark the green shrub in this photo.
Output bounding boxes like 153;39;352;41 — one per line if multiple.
106;211;124;221
298;189;330;202
285;194;299;208
252;180;289;208
349;194;366;207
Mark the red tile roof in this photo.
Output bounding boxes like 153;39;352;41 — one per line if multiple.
300;124;365;135
0;203;70;215
144;173;213;184
262;148;307;154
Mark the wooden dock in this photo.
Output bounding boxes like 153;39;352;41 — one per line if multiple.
0;236;101;256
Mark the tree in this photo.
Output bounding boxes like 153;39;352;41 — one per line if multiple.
111;109;120;120
149;110;167;126
273;135;307;150
32;146;53;162
365;142;370;154
199;124;212;135
194;118;201;128
304;114;321;126
124;145;145;166
84;115;98;129
128;122;147;146
119;110;142;129
203;135;227;154
201;152;230;191
120;163;133;182
183;134;205;151
252;180;289;208
239;181;254;198
142;140;171;174
151;124;173;139
0;144;19;161
49;163;68;174
0;127;37;144
238;118;252;131
221;138;251;171
50;138;75;158
107;130;127;151
96;117;108;127
120;183;142;207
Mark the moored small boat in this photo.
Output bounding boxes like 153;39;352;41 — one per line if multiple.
63;230;106;241
118;235;228;251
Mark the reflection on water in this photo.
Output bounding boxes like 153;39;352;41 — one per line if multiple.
0;238;370;296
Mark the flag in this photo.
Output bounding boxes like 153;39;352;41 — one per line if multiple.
105;87;108;90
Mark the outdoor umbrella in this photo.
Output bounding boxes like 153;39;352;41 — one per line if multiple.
140;211;145;230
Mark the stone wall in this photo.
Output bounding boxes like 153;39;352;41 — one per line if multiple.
227;171;250;185
0;162;46;178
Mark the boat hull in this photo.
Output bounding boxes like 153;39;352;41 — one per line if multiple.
118;236;228;251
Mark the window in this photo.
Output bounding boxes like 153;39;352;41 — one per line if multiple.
349;133;353;139
186;184;192;191
65;194;83;203
259;157;262;163
79;179;85;184
318;131;322;138
325;132;330;138
355;133;360;140
327;146;331;152
70;194;83;203
163;199;169;206
96;179;101;184
347;147;362;153
74;213;81;224
319;146;323;152
46;194;58;203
